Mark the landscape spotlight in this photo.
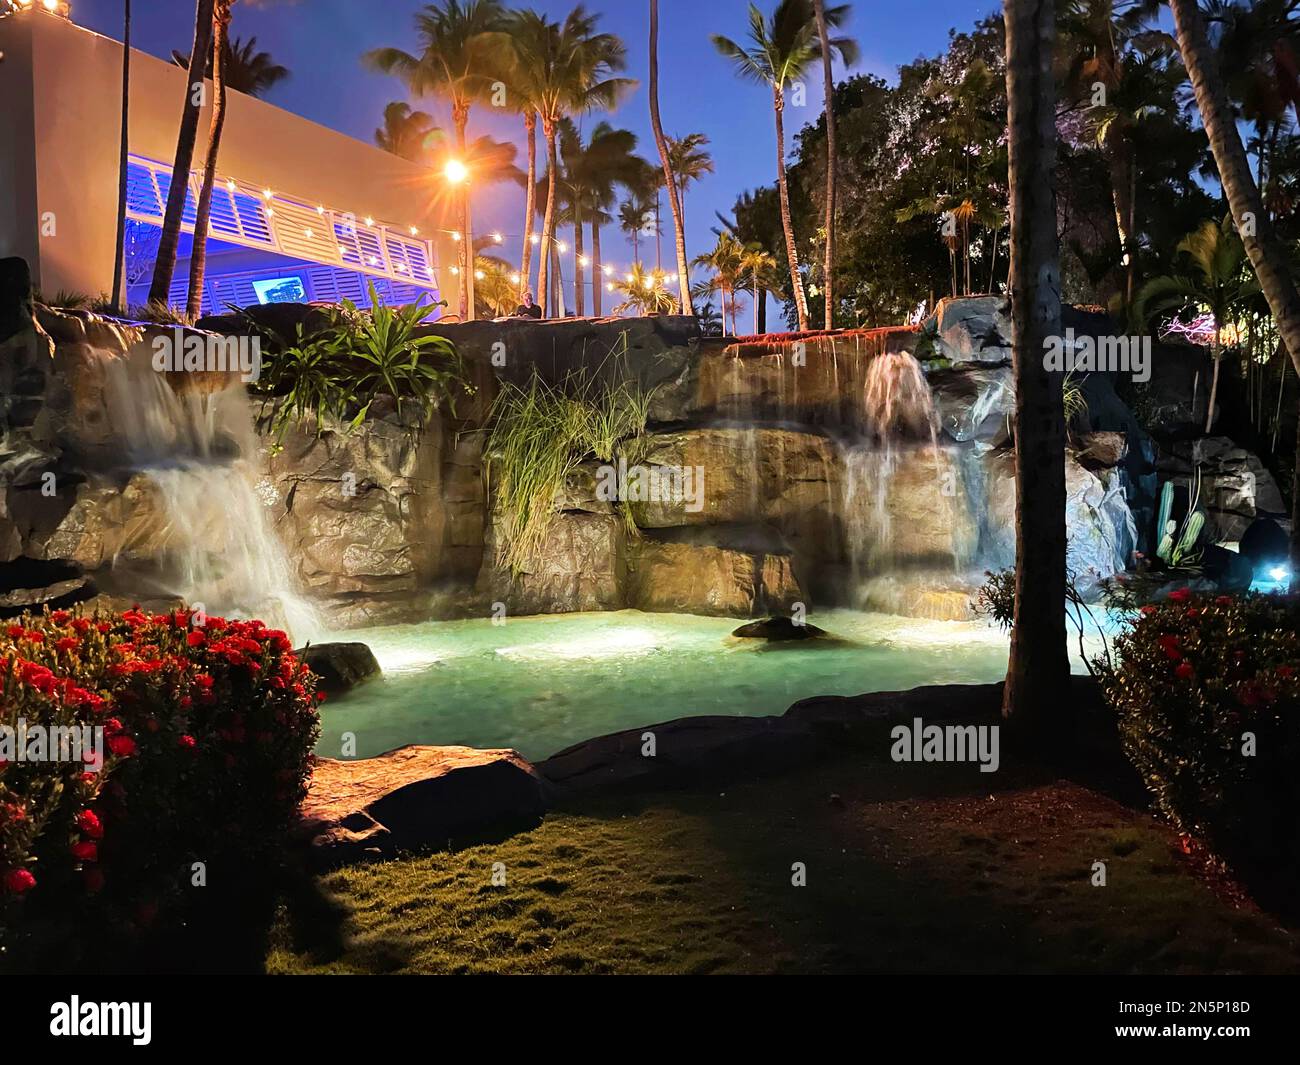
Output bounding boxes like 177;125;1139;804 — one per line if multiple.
444;159;469;184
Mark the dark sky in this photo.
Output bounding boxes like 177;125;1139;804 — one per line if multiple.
74;0;998;280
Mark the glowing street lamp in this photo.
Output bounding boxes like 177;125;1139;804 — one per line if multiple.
444;159;469;185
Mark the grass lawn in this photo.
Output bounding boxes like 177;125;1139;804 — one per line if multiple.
266;745;1300;975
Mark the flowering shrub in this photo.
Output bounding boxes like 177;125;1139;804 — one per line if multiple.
1102;591;1300;879
0;608;319;926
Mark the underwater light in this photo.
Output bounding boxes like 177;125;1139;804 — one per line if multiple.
1269;566;1290;582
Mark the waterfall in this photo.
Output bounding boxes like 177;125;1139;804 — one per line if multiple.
103;349;319;641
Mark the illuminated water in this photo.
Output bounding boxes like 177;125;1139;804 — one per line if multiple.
315;609;1027;761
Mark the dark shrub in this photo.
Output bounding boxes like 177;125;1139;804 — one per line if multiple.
1102;591;1300;883
0;608;319;930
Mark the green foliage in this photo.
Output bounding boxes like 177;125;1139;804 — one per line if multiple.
1155;469;1205;567
485;345;653;574
1103;591;1300;883
252;282;469;443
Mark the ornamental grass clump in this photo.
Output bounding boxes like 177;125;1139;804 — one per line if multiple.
1101;590;1300;885
0;607;319;936
484;357;653;574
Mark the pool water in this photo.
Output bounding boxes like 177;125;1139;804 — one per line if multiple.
315;609;1023;762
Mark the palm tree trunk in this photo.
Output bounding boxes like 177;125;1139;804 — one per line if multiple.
813;0;837;330
753;279;759;334
649;0;693;314
520;111;537;302
186;0;229;320
538;122;558;318
773;88;810;332
147;0;216;307
592;223;603;316
111;0;132;312
1002;0;1070;737
1101;127;1136;306
1205;336;1222;434
573;214;585;316
453;104;473;321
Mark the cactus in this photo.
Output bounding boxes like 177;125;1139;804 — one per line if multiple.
1154;471;1204;567
1171;511;1205;566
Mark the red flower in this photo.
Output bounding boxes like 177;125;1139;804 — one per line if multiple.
3;868;36;895
1215;595;1233;606
186;630;206;648
1175;661;1195;680
316;691;327;703
1167;587;1192;603
76;809;104;839
194;673;214;689
51;609;70;624
178;734;197;750
107;735;136;757
5;625;25;638
1278;666;1295;680
70;840;98;862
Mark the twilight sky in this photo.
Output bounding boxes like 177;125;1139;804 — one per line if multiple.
74;0;1000;285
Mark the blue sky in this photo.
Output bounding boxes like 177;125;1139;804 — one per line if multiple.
75;0;1000;287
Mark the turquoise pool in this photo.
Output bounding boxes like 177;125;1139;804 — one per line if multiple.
315;609;1022;761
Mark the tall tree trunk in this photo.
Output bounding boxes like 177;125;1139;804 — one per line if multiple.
573;214;585;316
453;103;473;320
773;88;810;332
592;222;603;316
757;282;768;333
538;122;558;318
186;0;230;320
1002;0;1070;736
147;0;216;307
1205;336;1222;434
1100;127;1136;307
1169;0;1300;564
813;0;837;330
753;279;759;335
649;0;693;313
520;111;537;302
111;0;132;311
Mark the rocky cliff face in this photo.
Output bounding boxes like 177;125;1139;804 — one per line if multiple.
1;285;1250;627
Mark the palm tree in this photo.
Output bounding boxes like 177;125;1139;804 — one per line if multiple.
666;133;714;244
173;33;290;97
693;231;746;334
503;9;550;302
739;243;779;334
1136;217;1259;433
618;196;655;265
365;0;509;320
1002;0;1070;736
512;7;633;317
374;101;441;163
185;0;233;319
147;0;216;307
811;0;844;330
474;251;519;317
611;262;678;316
649;0;694;314
712;0;857;332
110;0;131;311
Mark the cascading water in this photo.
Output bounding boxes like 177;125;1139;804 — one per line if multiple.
103;349;319;641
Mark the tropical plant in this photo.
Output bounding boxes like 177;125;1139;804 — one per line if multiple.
172;32;290;97
649;0;693;313
811;0;842;329
484;355;653;572
618;195;656;264
374;101;442;163
146;0;216;306
1135;216;1259;432
504;6;634;317
665;133;714;242
712;0;857;332
693;231;746;334
610;263;679;316
365;0;510;319
739;242;780;334
252;282;468;442
474;253;520;317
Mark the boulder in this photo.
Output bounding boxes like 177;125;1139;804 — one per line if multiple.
924;295;1013;364
300;745;549;866
478;510;625;614
1075;431;1127;469
297;642;382;694
929;365;1014;443
626;537;801;617
0;576;93;616
731;616;827;640
1158;437;1288;543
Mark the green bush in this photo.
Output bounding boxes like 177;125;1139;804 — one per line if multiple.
0;608;319;933
1102;591;1300;880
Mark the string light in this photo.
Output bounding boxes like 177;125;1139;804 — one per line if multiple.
262;188;273;199
226;179;236;192
364;216;375;227
530;235;540;245
492;232;504;243
316;205;325;215
578;255;590;267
